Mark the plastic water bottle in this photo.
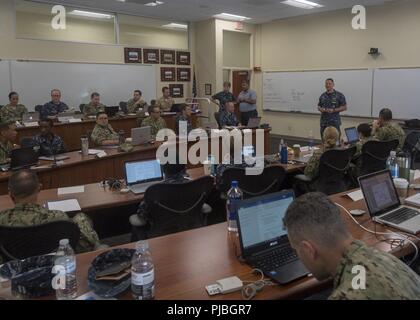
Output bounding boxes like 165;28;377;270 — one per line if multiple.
54;239;78;300
308;130;315;151
280;139;288;164
131;241;155;300
387;151;399;178
226;181;243;233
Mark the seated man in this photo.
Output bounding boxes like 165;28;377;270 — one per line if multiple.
372;108;405;151
219;102;239;128
0;92;27;123
127;90;147;114
0;170;101;254
156;87;174;112
33;119;66;156
40;89;69;120
91;111;119;146
304;126;340;180
284;192;420;299
140;106;166;139
176;104;193;135
83;92;106;117
0;121;18;164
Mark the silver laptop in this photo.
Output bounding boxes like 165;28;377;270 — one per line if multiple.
359;170;420;234
131;127;151;146
246;117;261;129
22;112;40;123
124;159;163;194
344;127;359;145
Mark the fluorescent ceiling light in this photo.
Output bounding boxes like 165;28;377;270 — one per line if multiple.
69;10;113;19
162;23;188;30
145;1;164;6
213;13;251;21
282;0;324;9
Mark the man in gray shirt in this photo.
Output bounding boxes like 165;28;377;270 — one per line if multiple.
237;80;258;126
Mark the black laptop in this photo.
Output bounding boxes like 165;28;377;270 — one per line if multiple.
10;147;39;171
105;106;120;118
236;191;309;284
344;127;359;145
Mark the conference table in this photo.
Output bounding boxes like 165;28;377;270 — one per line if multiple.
15;112;201;151
0;128;273;195
1;177;419;300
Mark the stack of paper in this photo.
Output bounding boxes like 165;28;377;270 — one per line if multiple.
47;199;81;212
57;186;85;195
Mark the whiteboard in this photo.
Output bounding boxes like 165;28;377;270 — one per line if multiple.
11;61;156;111
373;68;420;120
0;60;11;106
263;69;374;117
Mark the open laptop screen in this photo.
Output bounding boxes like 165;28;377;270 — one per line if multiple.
345;127;359;144
359;170;400;217
237;191;294;252
125;159;162;185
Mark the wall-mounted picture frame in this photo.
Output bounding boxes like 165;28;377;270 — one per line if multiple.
169;84;184;98
160;50;176;65
143;49;160;64
161;67;176;82
205;83;212;96
177;68;191;82
124;48;142;63
176;51;191;65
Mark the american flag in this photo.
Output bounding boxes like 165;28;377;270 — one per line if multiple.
191;65;199;110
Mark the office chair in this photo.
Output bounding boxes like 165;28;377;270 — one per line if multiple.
403;132;420;168
0;221;80;261
34;105;43;113
218;165;286;199
20;136;36;148
119;101;128;114
214;112;221;128
130;176;214;240
79;104;86;113
295;147;356;196
359;139;399;176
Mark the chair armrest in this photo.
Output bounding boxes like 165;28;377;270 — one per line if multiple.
129;214;147;227
294;174;312;182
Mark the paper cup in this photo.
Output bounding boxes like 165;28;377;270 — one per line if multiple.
203;161;211;175
293;144;301;158
393;178;409;199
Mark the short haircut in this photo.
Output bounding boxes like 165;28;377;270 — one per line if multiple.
150;99;157;106
38;118;54;128
8;170;39;199
0;121;14;133
134;90;142;96
326;78;334;83
241;80;249;85
91;92;100;99
162;87;169;93
149;105;160;114
357;123;372;138
51;89;61;95
223;81;231;87
379;108;393;121
8;91;18;100
284;192;350;246
162;152;186;178
178;103;189;113
96;111;107;118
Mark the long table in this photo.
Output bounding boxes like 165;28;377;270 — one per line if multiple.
0;129;273;195
1;186;419;300
16;113;200;151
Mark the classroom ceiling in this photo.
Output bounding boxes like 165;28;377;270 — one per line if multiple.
36;0;396;24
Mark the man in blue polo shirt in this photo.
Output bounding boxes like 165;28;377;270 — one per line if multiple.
40;89;69;120
317;78;347;139
237;80;258;127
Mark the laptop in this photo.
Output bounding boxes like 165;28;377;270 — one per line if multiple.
22;112;40;123
358;170;420;234
170;103;184;113
131;126;152;146
246;117;261;129
105;106;120;118
345;127;359;145
10;147;39;171
124;159;164;194
236;191;310;284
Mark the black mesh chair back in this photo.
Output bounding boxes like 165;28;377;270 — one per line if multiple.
79;104;86;113
219;165;286;199
20;136;36;148
143;176;214;238
34;105;43;113
119;101;128;114
360;139;399;176
214;112;221;128
317;147;356;195
0;221;80;261
403;132;420;167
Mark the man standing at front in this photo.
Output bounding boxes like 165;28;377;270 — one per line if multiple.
318;78;347;138
237;80;258;127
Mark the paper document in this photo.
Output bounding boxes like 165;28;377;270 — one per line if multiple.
405;193;420;207
414;170;420;181
47;199;81;212
345;189;364;202
58;186;85;195
68;118;82;123
24;122;39;127
300;146;320;152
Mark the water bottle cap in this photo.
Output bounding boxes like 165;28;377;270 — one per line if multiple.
59;239;69;246
231;181;238;188
390;151;396;157
136;240;149;251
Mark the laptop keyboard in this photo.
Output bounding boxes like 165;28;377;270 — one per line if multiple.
252;246;298;271
381;207;419;225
